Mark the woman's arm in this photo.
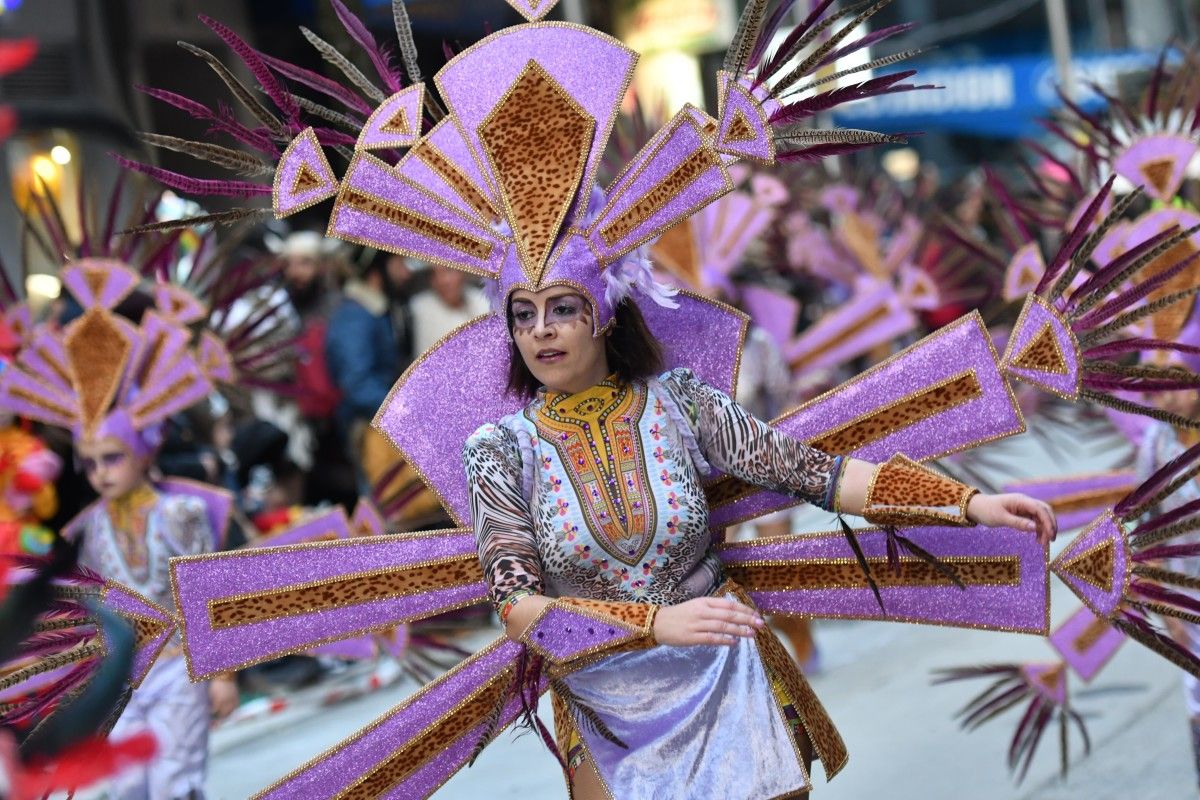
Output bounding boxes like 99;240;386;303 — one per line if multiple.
665;371;1056;545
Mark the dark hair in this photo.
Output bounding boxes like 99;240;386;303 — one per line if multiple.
506;299;664;398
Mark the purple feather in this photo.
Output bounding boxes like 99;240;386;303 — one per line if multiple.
1116;610;1200;675
1074;249;1200;330
1083;374;1200;392
113;155;271;199
1146;48;1168;119
1130;580;1200;616
200;15;299;125
1119;439;1200;496
1035;175;1115;296
754;0;839;85
778;138;907;163
770;70;918;123
1136;541;1200;562
331;0;402;93
1007;694;1046;766
817;22;916;70
258;51;373;115
139;85;275;152
1084;338;1200;359
1131;497;1200;541
983;167;1033;248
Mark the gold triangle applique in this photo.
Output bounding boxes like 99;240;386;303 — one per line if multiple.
1140;157;1177;199
1011;321;1068;375
123;612;169;649
725;108;757;144
1061;539;1115;593
292;163;324;195
1016;263;1038;290
83;268;107;303
1035;663;1065;692
380;108;411;136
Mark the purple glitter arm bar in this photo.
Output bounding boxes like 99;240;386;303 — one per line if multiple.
520;597;657;665
719;524;1049;633
169;529;486;679
708;310;1025;529
253;636;538;800
782;280;917;374
1002;471;1138;533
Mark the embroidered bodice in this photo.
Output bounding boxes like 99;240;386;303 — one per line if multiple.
464;368;844;608
76;488;214;611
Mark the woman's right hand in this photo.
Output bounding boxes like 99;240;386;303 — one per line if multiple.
652;596;764;647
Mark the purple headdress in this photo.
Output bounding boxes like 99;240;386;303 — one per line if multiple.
0;260;213;455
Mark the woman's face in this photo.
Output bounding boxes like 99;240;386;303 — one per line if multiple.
77;436;150;501
510;287;609;394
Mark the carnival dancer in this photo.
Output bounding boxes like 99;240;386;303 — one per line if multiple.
0;258;238;799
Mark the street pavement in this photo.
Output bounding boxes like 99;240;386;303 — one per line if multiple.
205;411;1200;799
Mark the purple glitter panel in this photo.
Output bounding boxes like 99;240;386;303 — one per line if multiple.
358;85;424;150
275;128;337;216
1049;604;1126;682
505;0;560;20
103;583;175;687
719;525;1048;633
782;279;917;373
1050;512;1127;618
1001;295;1080;398
694;190;778;281
130;351;213;427
330;154;505;274
352;498;387;537
16;332;72;394
638;291;746;396
714;73;773;162
309;636;381;661
1114;133;1199;204
528;605;636;662
1002;471;1137;532
0;366;77;428
137;314;192;387
197;332;236;383
170;530;484;677
515;233;615;331
1021;663;1067;705
254;638;526;799
710;311;1024;528
157;477;233;549
435;24;635;224
374;314;521;525
1002;242;1047;302
62;260;138;310
740;285;800;351
587;111;732;262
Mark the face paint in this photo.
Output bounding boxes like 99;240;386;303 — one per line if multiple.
510;288;610;395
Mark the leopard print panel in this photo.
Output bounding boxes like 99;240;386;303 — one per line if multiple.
336;668;513;800
121;611;169;648
208;555;483;629
727;556;1020;591
863;454;975;527
1059;539;1115;592
809;371;982;456
558;597;655;629
1010;322;1067;374
478;60;594;283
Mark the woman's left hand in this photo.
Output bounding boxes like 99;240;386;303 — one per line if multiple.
966;493;1057;547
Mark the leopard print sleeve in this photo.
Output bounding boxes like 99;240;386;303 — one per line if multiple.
464;422;545;612
661;369;844;511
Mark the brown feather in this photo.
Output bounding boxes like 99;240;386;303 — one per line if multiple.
764;0;871;87
1126;461;1200;521
549;678;628;749
392;0;423;83
1078;285;1200;346
1079;389;1200;430
1128;515;1200;549
724;0;771;76
1133;565;1200;592
138;133;275;177
119;208;271;235
1135;600;1200;626
291;94;362;133
1084;360;1200;383
774;126;906;145
300;26;386;105
177;41;285;136
797;48;922;93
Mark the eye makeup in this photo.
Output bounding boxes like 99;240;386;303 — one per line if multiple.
510;293;588;331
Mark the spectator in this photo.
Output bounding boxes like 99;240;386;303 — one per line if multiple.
409;264;490;356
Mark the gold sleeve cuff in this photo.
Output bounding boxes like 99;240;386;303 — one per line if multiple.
862;454;978;528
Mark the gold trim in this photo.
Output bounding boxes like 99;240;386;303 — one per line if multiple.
713;70;777;166
1048;511;1132;623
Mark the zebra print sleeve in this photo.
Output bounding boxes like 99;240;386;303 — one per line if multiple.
463;422;545;611
661;368;844;511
